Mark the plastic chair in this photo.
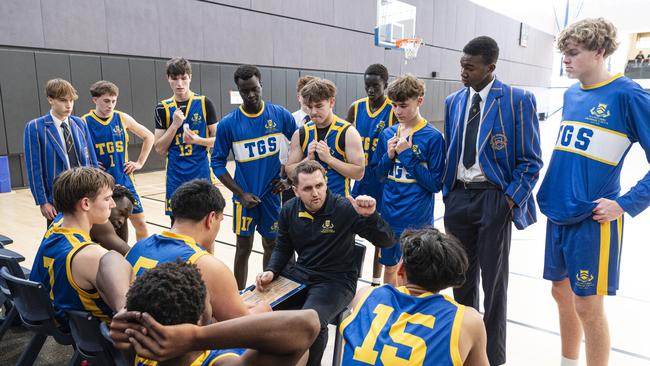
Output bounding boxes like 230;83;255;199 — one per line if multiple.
68;310;130;366
0;267;81;366
0;248;28;342
0;234;13;247
330;240;366;366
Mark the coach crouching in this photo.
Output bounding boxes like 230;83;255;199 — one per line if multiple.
256;160;394;366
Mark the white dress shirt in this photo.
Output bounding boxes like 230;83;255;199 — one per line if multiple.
457;77;495;182
50;111;71;167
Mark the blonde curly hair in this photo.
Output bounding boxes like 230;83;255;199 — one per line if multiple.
556;18;619;57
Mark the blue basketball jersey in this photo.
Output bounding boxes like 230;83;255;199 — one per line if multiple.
30;227;113;324
538;74;650;224
373;120;445;232
351;97;395;203
212;101;297;199
301;116;352;196
161;93;213;213
82;110;143;213
125;231;209;277
135;348;245;366
340;285;465;366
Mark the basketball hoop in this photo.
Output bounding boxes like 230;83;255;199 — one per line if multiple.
396;38;423;64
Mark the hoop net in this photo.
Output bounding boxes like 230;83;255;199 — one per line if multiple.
396;37;423;64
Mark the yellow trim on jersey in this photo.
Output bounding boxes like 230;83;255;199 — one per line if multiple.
201;96;207;129
553;147;618;166
597;221;611;295
160;230;207;254
236;149;280;163
396;118;427;139
83;110;115;126
298;211;314;220
239;101;265;118
339;286;377;335
353;100;360;123
171;92;196;117
387;175;417;183
365;97;391;118
388;109;395;127
235;201;243;235
233;132;283;145
580;73;623;90
449;303;465;366
57;228;109;322
562;120;628;138
395;286;434;298
207;352;240;365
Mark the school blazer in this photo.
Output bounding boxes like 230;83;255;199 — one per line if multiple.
23;114;98;205
442;79;543;230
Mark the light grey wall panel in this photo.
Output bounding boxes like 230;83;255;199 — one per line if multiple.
271;69;287;107
0;0;44;48
333;0;376;33
41;0;107;53
157;0;204;60
200;63;223;118
101;56;133;115
285;69;300;113
201;3;242;63
272;18;302;69
239;13;275;66
70;55;102;115
0;50;40;154
251;0;334;27
105;0;161;56
129;58;158;131
204;0;251;7
34;52;71;116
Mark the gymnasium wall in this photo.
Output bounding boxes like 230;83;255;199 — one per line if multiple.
0;0;554;188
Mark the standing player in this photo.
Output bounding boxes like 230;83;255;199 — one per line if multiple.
347;64;396;286
340;227;488;366
286;78;365;196
537;18;650;366
23;78;97;226
372;74;445;286
153;57;217;217
211;65;297;289
280;75;316;204
83;80;154;240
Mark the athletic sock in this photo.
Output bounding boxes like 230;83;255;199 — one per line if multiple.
560;356;579;366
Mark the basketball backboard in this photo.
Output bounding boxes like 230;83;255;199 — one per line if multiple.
374;0;417;49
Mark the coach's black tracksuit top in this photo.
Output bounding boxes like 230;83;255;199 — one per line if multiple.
266;191;395;290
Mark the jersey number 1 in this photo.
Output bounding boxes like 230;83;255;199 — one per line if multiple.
353;303;435;366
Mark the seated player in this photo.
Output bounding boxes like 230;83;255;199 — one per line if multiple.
125;260;312;366
285;78;365;197
83;80;154;240
125;179;269;321
30;167;133;324
50;184;135;255
372;74;445;285
340;227;489;366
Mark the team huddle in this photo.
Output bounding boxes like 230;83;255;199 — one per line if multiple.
20;18;650;366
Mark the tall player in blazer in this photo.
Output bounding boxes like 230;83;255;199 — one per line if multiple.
442;36;542;366
24;79;98;226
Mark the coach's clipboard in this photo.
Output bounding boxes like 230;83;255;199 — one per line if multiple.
240;276;305;309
